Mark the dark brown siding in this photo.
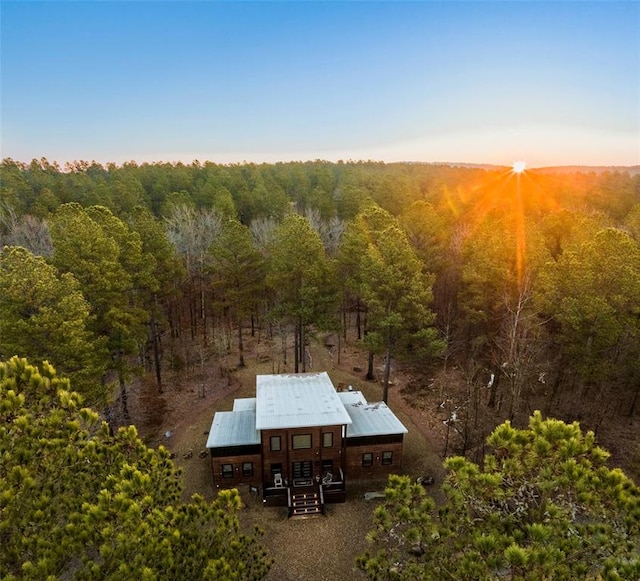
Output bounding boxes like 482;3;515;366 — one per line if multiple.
260;425;345;486
344;439;404;480
209;424;406;488
211;453;263;489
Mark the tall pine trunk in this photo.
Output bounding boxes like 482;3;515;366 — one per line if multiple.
237;319;245;368
382;340;392;403
151;315;162;393
366;351;375;381
294;321;300;373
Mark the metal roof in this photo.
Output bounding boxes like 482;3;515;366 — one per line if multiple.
255;372;352;430
206;410;260;448
338;391;408;437
233;398;256;411
337;390;367;406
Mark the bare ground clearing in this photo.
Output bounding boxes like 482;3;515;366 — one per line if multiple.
128;334;446;580
126;331;639;579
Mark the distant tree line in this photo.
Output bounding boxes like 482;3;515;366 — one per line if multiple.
1;157;639;459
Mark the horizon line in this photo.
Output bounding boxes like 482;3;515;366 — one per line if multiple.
4;156;639;172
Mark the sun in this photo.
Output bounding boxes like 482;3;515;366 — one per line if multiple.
512;160;527;174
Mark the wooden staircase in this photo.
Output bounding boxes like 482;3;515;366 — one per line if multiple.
289;489;324;518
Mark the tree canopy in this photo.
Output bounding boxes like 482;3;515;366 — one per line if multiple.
0;246;108;406
0;356;272;580
358;411;640;580
2;158;639;478
339;203;443;401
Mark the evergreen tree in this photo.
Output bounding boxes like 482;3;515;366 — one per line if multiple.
0;246;108;406
339;203;443;402
50;203;157;418
267;213;337;372
0;357;273;580
210;219;266;367
129;206;186;390
536;227;640;413
358;412;640;580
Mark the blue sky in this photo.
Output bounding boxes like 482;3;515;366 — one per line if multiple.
2;1;638;167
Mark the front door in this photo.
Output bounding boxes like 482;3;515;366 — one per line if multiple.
291;460;312;480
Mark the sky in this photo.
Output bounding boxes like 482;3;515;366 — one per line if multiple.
1;1;639;168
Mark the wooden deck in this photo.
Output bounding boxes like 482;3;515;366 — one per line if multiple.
263;469;346;511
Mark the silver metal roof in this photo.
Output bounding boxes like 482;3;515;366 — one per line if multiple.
255;372;352;430
337;390;367;406
206;410;260;448
233;397;256;411
338;391;408;437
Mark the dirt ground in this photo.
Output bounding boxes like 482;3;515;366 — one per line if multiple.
128;333;446;580
127;330;639;580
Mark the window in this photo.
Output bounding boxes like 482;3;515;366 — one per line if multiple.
270;436;281;451
362;453;373;467
221;464;233;478
292;434;312;449
322;432;333;448
242;462;254;477
382;451;393;465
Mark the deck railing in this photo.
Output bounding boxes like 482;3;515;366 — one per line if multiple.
319;484;325;515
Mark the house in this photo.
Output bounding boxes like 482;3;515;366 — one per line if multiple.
206;372;407;515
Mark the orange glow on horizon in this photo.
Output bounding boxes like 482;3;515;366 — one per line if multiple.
455;165;563;292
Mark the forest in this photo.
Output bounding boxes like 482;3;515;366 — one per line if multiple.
0;159;640;466
1;157;639;578
2;158;639;453
0;159;640;579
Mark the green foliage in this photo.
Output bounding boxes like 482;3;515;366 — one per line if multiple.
128;206;185;299
339;203;443;398
0;246;109;406
4;159;640;480
0;357;272;580
358;412;640;580
210;219;266;365
267;212;337;328
400;200;449;275
50;204;156;376
624;204;640;242
349;204;440;337
211;219;265;317
537;227;640;389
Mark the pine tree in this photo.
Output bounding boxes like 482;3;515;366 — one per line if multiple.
0;246;108;406
210;219;266;367
358;411;640;580
339;203;443;402
267;213;337;372
0;357;273;580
